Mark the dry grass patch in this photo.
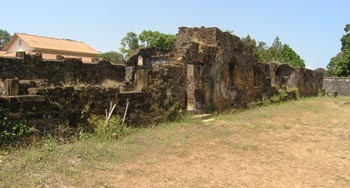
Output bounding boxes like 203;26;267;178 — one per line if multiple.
100;79;120;88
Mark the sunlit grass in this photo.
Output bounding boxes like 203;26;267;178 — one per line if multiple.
1;96;350;187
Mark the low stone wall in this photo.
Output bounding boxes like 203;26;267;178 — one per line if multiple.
323;77;350;96
0;55;125;86
0;55;187;130
0;86;156;130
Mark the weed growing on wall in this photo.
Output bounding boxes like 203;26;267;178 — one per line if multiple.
271;89;288;103
167;103;185;122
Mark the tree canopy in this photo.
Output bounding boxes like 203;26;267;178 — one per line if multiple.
327;24;350;77
241;35;305;68
139;30;176;49
0;29;11;49
98;51;124;64
120;30;176;55
120;32;139;55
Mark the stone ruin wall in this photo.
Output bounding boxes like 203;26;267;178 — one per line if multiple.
124;49;187;121
269;63;323;96
0;53;185;129
172;27;323;110
0;55;125;87
176;27;272;110
0;86;157;131
125;27;323;113
294;68;323;96
323;77;350;96
0;26;324;132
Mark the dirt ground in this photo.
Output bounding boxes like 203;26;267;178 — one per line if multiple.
76;97;350;188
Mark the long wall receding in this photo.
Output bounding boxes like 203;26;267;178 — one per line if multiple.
0;26;324;131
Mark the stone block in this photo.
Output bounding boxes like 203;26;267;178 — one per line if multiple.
4;79;19;96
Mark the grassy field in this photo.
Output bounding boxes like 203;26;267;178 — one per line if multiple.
1;96;350;188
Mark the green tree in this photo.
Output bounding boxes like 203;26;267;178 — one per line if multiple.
327;24;350;76
241;35;305;67
98;51;124;64
120;32;139;55
242;35;268;62
255;41;269;62
241;35;257;48
120;30;176;55
0;29;11;49
138;30;176;49
280;44;305;68
160;33;176;49
268;36;283;62
139;30;155;47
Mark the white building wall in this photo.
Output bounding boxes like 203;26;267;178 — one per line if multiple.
6;38;33;53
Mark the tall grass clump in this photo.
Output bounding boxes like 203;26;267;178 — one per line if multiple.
87;115;134;140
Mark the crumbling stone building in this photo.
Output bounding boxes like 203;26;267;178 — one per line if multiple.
126;27;323;111
0;27;323;130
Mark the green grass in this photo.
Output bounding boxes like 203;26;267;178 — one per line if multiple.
1;96;350;187
0;119;203;187
0;115;240;187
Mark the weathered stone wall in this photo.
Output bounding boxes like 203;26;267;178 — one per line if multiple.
269;63;296;88
269;63;323;97
0;26;325;132
147;61;187;116
295;68;323;96
125;47;171;67
125;27;323;112
0;52;185;129
124;47;187;120
176;27;323;109
174;27;273;110
323;77;350;96
124;58;187;120
0;55;125;86
124;47;172;91
0;86;154;129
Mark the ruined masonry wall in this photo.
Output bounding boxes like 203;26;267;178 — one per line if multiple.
0;86;153;129
174;27;272;110
0;55;125;86
0;27;325;131
295;68;323;96
173;27;323;110
147;62;187;116
323;77;350;96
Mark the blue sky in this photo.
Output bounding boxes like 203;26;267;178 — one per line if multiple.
1;0;349;69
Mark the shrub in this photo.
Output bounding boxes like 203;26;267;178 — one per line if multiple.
287;87;299;99
270;94;281;103
167;102;185;122
87;115;133;140
0;111;34;148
